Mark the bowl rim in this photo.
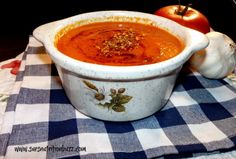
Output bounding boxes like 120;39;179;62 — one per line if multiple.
33;10;209;80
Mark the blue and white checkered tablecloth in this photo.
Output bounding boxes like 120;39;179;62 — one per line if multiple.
0;37;236;159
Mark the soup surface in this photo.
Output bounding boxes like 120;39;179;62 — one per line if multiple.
56;21;184;66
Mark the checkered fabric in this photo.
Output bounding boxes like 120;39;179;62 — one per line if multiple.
0;36;236;159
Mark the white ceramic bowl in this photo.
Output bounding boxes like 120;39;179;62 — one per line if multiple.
33;11;209;121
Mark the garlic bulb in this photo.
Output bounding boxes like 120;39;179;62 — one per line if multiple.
189;31;236;79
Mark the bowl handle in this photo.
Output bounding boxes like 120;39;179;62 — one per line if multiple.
187;28;209;53
33;21;59;44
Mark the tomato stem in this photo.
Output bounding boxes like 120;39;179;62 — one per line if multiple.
177;0;181;10
176;3;192;16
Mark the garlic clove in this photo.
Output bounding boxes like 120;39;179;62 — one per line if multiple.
189;31;236;79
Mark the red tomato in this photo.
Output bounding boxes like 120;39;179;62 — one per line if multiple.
154;5;210;34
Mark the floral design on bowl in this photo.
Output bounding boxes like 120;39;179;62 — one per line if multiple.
83;80;132;112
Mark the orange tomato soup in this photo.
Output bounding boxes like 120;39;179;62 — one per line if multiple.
56;22;184;66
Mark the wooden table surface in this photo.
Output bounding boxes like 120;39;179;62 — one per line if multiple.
0;0;235;62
